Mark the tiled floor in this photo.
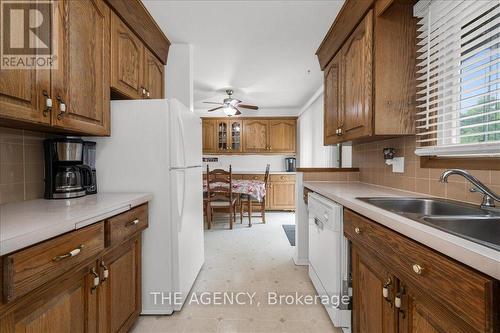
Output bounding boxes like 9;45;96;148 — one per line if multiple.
131;212;340;333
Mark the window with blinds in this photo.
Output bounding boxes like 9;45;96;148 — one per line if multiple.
414;0;500;157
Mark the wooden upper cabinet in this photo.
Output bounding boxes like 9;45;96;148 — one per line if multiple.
242;119;269;153
203;118;297;154
111;13;165;100
202;119;217;153
0;58;50;125
318;0;416;145
143;48;165;99
216;119;229;152
0;0;169;134
324;52;342;145
51;0;110;135
268;119;296;153
111;12;144;99
340;10;373;141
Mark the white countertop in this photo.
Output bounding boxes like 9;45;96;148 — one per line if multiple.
0;192;152;256
203;170;296;174
235;171;296;174
303;181;500;280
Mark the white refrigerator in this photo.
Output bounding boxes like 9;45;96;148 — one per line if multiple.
93;99;204;314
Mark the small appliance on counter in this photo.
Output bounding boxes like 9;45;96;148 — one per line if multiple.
285;157;296;172
83;141;97;194
44;137;96;199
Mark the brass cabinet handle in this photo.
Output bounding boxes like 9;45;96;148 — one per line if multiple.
56;96;66;120
42;90;52;117
354;227;361;234
127;218;140;227
395;287;406;318
100;261;109;282
90;268;99;293
395;295;401;309
382;277;393;306
412;264;424;275
52;244;84;261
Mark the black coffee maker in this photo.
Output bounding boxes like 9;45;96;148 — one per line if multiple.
44;138;96;199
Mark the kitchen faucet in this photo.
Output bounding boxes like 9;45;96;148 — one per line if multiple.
439;169;500;208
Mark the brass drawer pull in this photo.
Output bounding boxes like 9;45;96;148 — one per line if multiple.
354;227;361;234
127;219;140;227
52;244;84;262
412;264;424;275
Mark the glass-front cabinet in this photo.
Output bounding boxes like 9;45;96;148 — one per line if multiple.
217;120;242;152
230;120;242;152
217;120;228;151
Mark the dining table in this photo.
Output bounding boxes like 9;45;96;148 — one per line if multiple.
203;179;266;227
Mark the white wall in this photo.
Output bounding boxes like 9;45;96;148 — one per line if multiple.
297;88;339;167
203;154;292;172
166;44;194;110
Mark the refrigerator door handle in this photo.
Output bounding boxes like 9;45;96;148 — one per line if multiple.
169;165;202;170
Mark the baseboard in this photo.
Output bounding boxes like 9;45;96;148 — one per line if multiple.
293;256;309;266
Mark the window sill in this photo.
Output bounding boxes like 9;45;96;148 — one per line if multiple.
420;156;500;170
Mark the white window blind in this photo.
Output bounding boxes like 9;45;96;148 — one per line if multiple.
414;0;500;157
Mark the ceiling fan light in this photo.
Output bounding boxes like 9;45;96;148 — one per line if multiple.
223;105;237;116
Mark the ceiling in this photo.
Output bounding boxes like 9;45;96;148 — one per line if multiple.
143;0;344;115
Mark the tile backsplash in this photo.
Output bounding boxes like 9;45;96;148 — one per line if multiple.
352;135;500;205
0;127;46;204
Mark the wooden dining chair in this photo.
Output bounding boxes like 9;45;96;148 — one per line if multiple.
206;165;238;229
240;164;270;226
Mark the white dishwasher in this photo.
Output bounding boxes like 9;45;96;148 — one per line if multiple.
308;192;351;332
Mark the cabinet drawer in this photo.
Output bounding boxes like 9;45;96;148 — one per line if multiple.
3;222;105;302
106;204;148;246
270;174;295;182
243;174;265;181
344;209;495;331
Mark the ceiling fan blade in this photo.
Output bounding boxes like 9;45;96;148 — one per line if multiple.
234;107;242;116
203;101;223;105
237;104;259;110
207;106;223;112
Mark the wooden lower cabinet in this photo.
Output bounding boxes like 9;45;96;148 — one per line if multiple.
0;203;148;333
0;262;97;333
397;281;472;333
345;209;499;333
351;245;396;333
269;182;295;210
203;173;295;211
98;237;142;333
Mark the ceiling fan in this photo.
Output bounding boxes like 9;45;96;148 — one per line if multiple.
203;89;259;116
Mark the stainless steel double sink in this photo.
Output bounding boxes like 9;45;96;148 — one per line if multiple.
356;197;500;251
